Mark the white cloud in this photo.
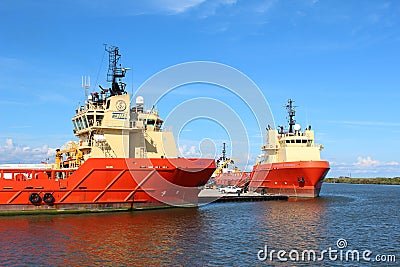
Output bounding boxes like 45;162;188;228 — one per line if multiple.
0;138;55;164
329;156;400;177
179;144;199;157
355;156;380;167
188;145;197;155
158;0;207;14
179;144;186;155
354;156;400;168
5;138;13;148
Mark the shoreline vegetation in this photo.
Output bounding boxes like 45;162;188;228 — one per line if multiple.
324;177;400;185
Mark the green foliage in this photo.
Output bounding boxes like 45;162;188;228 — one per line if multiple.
324;177;400;185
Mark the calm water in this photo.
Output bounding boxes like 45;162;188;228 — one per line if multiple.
0;183;398;266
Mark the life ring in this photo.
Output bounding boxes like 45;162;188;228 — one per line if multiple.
43;193;55;205
29;193;42;205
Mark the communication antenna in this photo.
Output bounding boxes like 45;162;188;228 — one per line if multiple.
222;142;226;161
104;45;130;96
305;107;309;129
82;76;91;98
285;99;297;133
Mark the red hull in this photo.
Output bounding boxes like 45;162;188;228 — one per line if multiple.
0;158;215;213
249;161;330;198
214;172;251;187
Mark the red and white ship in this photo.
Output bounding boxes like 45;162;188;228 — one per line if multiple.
0;46;215;213
249;99;330;198
211;143;251;188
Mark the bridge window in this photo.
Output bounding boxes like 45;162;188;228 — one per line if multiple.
87;115;94;126
72;119;79;130
96;115;103;126
76;118;83;130
147;119;155;125
80;116;87;129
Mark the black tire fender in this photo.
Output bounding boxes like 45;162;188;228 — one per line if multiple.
43;193;55;205
29;193;42;205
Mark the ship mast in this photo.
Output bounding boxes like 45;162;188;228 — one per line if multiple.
222;142;227;161
105;45;128;96
285;99;297;133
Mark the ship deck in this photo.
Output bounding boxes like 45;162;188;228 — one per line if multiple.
198;189;288;203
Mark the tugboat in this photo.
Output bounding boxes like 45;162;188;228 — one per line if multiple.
212;143;250;188
249;99;330;197
0;46;215;213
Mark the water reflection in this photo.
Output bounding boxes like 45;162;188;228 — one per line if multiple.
0;209;209;266
260;198;329;251
0;184;398;266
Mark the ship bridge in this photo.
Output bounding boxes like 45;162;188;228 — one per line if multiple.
261;99;324;163
59;45;178;168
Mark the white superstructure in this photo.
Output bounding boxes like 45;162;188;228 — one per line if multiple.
259;99;324;164
56;46;178;169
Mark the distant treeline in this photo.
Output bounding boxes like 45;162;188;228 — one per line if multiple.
325;177;400;185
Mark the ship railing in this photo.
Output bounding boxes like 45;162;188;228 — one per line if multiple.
283;132;307;137
95;141;118;158
0;169;74;181
76;105;106;115
262;144;279;150
89;103;105;110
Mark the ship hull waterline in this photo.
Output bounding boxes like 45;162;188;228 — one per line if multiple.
249;161;330;198
0;158;215;214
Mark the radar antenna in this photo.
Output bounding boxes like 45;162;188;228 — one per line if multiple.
104;45;129;96
285;99;297;133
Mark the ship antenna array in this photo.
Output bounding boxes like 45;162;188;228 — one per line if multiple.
104;44;129;96
285;99;297;133
82;76;90;98
222;142;226;161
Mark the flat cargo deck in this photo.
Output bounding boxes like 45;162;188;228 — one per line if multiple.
198;189;288;203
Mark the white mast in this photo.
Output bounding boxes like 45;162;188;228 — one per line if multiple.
82;76;91;99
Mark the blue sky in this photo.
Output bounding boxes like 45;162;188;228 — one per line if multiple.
0;0;399;177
